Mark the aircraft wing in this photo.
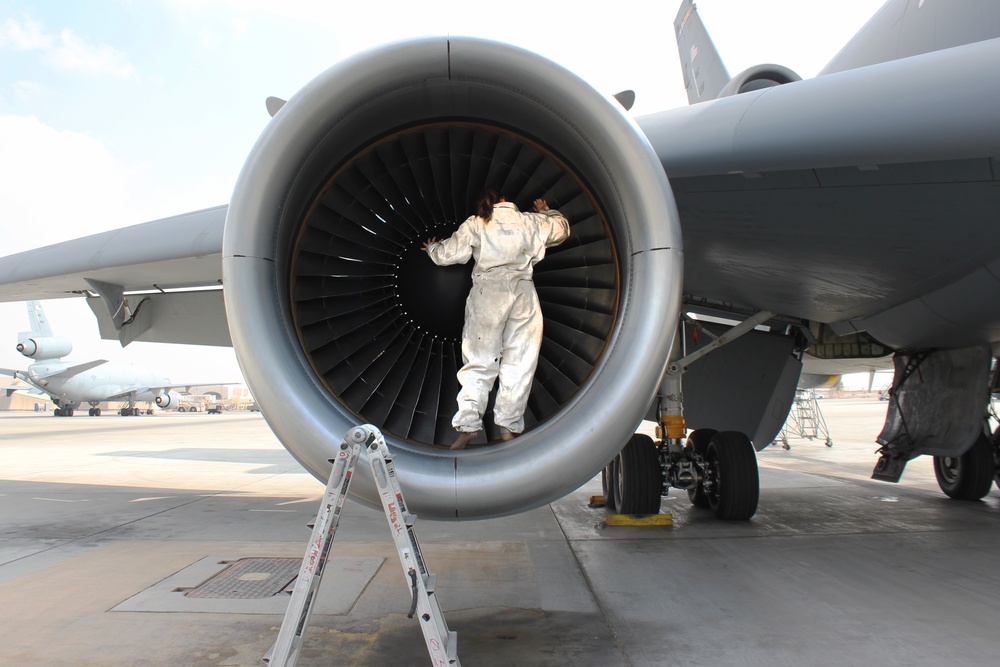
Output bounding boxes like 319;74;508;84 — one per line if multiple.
0;206;230;347
33;359;109;381
642;36;1000;351
151;382;242;394
2;385;39;397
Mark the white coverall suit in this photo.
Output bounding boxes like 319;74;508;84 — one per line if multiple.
426;201;570;434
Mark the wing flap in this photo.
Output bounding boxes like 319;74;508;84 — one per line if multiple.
86;290;231;347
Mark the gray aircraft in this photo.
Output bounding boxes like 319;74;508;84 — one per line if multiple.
1;300;198;416
1;0;998;521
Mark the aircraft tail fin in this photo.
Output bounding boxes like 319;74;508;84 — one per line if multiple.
19;300;54;340
674;0;730;104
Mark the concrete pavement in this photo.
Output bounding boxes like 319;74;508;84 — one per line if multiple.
1;400;999;666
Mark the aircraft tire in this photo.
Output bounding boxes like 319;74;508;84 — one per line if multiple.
602;458;619;512
613;434;662;515
992;426;1000;489
686;428;718;509
95;408;101;416
705;431;759;520
933;432;994;500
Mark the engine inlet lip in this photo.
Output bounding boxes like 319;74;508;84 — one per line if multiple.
223;36;682;518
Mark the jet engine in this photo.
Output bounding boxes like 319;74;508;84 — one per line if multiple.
718;64;801;97
16;336;72;360
222;37;684;519
154;390;181;409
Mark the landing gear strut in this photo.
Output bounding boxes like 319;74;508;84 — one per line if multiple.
602;312;772;521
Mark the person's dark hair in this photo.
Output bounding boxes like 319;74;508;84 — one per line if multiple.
476;186;502;223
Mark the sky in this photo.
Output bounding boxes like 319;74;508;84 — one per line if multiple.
0;0;887;385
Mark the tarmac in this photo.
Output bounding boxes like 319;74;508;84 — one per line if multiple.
1;399;999;666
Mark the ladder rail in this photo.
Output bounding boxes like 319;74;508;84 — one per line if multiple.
264;433;363;666
265;425;460;667
365;428;461;666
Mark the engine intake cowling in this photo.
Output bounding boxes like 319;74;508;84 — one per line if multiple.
17;336;72;360
154;390;180;408
222;37;683;519
718;64;802;98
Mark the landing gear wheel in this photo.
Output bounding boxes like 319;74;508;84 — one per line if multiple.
613;434;662;515
704;431;759;520
686;428;718;509
992;426;1000;490
602;458;619;512
933;432;994;500
94;408;101;416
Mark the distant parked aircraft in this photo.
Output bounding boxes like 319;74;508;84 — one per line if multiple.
1;301;199;416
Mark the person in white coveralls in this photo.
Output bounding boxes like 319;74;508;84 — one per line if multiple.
423;187;570;450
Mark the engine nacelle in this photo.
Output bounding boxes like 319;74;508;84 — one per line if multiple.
16;336;72;360
718;64;802;98
222;37;683;519
798;373;840;390
154;390;181;408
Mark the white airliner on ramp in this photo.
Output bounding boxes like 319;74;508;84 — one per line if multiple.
2;301;206;416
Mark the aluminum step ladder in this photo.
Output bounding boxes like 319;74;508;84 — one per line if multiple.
264;424;461;667
775;389;833;450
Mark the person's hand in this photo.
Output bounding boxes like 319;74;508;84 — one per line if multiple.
422;237;439;252
532;198;548;211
